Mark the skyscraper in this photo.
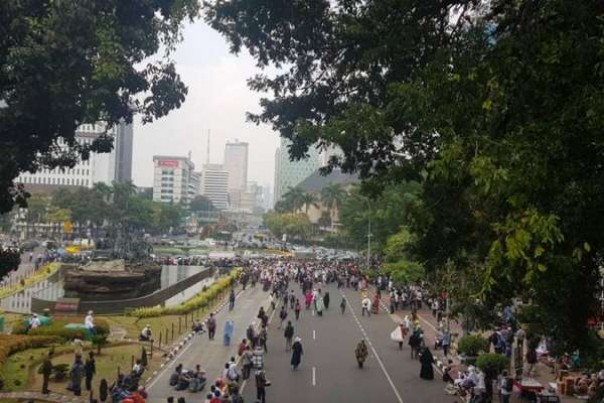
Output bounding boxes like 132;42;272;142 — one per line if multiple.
113;121;134;183
224;140;248;192
201;164;229;210
273;138;321;205
16;121;133;189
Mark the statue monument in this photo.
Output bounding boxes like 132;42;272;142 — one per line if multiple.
63;235;161;301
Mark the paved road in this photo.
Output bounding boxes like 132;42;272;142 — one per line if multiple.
146;284;272;403
240;283;456;403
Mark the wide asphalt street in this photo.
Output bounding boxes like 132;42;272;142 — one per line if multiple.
239;283;456;403
146;284;272;403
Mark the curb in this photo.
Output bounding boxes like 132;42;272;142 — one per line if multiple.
143;286;242;387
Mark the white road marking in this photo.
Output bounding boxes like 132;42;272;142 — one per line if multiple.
312;366;316;386
313;329;316;340
342;292;405;403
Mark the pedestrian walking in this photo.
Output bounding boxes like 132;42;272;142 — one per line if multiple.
284;321;294;351
241;346;254;380
355;340;368;368
324;291;330;309
67;354;84;396
255;369;268;403
259;326;268;353
229;289;236;311
246;323;258;348
419;347;434;380
294;299;301;320
207;313;217;341
278;305;287;329
291;336;303;370
340;297;346;314
390;322;406;350
361;295;371;317
442;329;451;357
41;352;53;394
84;351;95;391
315;295;324;316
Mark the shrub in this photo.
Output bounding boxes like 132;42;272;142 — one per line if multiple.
0;335;61;390
457;335;489;357
13;318;109;340
129;269;241;318
476;353;509;377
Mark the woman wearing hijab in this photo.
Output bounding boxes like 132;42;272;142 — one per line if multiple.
419;347;435;380
291;336;304;370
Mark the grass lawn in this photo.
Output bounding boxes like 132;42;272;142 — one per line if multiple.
27;343;163;395
104;287;229;343
106;310;210;344
3;345;74;391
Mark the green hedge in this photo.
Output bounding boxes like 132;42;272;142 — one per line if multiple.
129;270;240;318
0;335;61;390
12;318;110;340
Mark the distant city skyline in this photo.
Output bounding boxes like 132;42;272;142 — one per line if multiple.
131;22;280;192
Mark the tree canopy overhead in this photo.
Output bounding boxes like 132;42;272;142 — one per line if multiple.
206;0;604;352
1;0;199;213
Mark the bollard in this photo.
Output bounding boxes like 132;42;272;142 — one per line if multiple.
171;323;174;342
159;332;162;351
178;317;182;334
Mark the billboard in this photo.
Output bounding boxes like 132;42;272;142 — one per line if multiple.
158;160;179;167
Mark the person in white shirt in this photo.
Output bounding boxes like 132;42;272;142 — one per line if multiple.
84;311;96;334
361;296;372;317
29;313;41;330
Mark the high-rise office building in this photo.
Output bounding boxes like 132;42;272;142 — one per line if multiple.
16;121;134;189
273;138;321;205
113;122;134;183
201;164;229;210
152;155;197;204
224;140;248;209
224;140;248;192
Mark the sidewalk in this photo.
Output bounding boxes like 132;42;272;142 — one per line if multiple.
374;287;577;402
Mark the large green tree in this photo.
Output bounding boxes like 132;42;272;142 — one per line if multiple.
1;0;199;213
206;0;604;352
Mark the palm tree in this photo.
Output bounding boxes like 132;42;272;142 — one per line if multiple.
301;192;319;215
282;186;305;213
320;184;346;231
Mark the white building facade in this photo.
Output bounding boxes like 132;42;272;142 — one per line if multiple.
152;156;197;204
201;164;229;210
16;122;133;189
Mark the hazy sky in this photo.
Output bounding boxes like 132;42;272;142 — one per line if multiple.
132;20;280;189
